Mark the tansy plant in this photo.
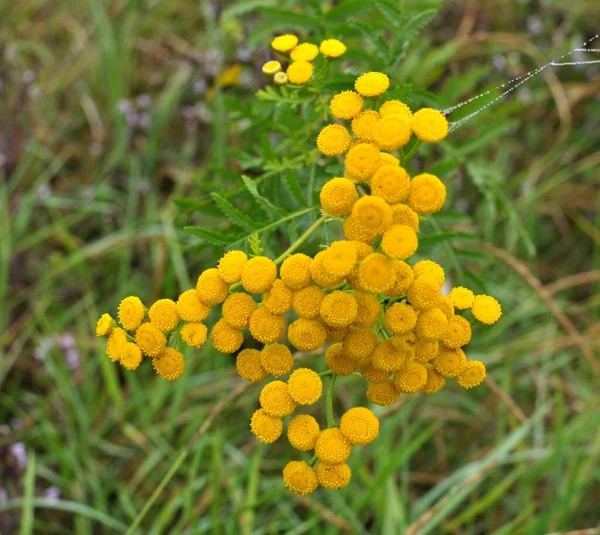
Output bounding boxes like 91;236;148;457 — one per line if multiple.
96;34;502;495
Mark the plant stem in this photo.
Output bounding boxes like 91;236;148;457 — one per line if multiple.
308;454;318;467
326;374;337;428
274;214;328;266
402;139;422;165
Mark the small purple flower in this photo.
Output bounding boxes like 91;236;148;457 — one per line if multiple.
136;94;152;108
65;348;80;372
9;442;27;469
44;486;61;501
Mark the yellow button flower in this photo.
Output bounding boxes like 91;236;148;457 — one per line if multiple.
273;72;288;86
241;256;277;294
271;34;298;52
325;343;357;376
412;108;449;142
319;38;347;58
387;260;415;297
449;286;475;310
248;307;286;344
316;462;352;489
96;313;116;337
181;322;208;348
196;268;230;305
286;61;313;84
288;319;327;351
390;203;420;232
422;363;445;393
120;342;142;371
344;143;381;182
262;60;282;76
433;346;467;377
340;407;379;445
260;380;296;417
152;347;184;381
354;292;381;327
135;322;167;357
316;124;352;156
414;340;439;363
354;72;390;97
393;360;428;393
379;100;412;119
415;307;449;342
324;324;350;343
371;340;406;372
351;196;392;236
250;409;282;443
288;368;323;405
287;414;321;451
381;224;419;260
118;296;145;331
217;250;248;284
384;302;418;334
283;460;319;495
280;253;313;290
373;114;412;151
321;242;357;278
148;299;179;333
366;380;399;406
456;360;486;389
342;326;378;362
263;279;293;315
408;173;446;215
358;253;397;294
320;290;358;328
290;42;319;62
371;165;411;204
472;295;502;325
222;292;257;330
442;315;472;348
177;289;210;323
407;276;442;311
210;318;244;354
292;285;325;319
413;260;445;287
329;90;364;120
315;428;352;463
236;348;268;383
106;327;127;362
360;362;390;383
351;110;380;142
319;177;358;217
260;344;293;377
309;251;346;289
343;214;380;245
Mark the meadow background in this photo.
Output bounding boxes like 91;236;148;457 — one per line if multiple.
1;0;600;533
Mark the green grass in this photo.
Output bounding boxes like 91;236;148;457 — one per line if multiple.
1;0;600;533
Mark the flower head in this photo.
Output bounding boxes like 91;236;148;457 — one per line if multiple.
249;307;286;344
391;203;420;232
316;462;352;489
260;380;296;417
413;260;445;287
393;360;428;393
317;124;352;156
287;414;320;451
343;214;379;245
250;409;282;443
415;307;449;342
379;100;412;119
354;292;381;327
351;196;392;236
120;342;142;370
271;34;298;52
366;380;399;406
315;428;352;463
96;314;116;337
283;461;319;495
373;115;412;150
371;165;411;204
324;324;349;342
371;339;406;372
210;318;244;354
106;327;127;362
351;110;380;141
149;299;179;333
358;253;397;294
222;292;257;329
472;295;502;325
381;224;419;260
411;108;448;142
262;60;282;76
273;72;288;85
449;287;475;310
135;322;167;357
181;322;208;348
241;256;277;294
320;290;358;328
344;143;380;181
310;251;346;289
354;72;390;97
197;268;230;305
384;302;418;334
408;173;446;215
217;250;248;284
152;347;184;380
319;177;358;217
360;362;390;383
319;38;347;58
263;280;293;315
330;91;364;119
414;340;439;363
177;289;210;323
340;407;379;445
290;43;319;62
433;346;467;377
288;368;323;405
287;61;313;84
288;319;327;351
343;326;378;362
442;315;472;348
118;296;145;331
260;344;294;377
292;285;325;319
387;260;415;297
280;253;313;290
325;343;357;376
456;360;486;389
422;364;445;393
236;348;267;382
407;276;441;311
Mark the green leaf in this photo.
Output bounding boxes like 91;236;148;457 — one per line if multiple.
347;20;388;62
210;193;258;231
419;231;477;246
257;7;322;31
324;0;373;23
240;174;286;218
374;0;402;27
284;169;307;206
184;227;236;245
399;8;439;43
248;234;264;256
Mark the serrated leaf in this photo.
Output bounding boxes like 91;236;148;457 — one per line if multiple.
400;8;439;43
184;227;234;245
427;160;462;176
258;7;322;31
347;20;388;63
374;0;401;27
221;0;276;19
240;174;286;218
325;0;373;23
419;231;477;246
284;169;307;206
211;193;258;231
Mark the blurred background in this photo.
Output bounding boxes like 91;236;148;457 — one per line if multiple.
1;0;599;533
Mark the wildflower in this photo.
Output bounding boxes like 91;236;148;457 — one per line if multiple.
241;256;277;294
392;331;417;351
287;414;321;451
351;110;380;141
260;344;293;377
177;289;210;323
250;409;282;443
280;253;313;290
415;308;448;341
393;360;428;393
373;115;412;150
360;363;390;383
343;214;379;245
319;177;358;217
288;368;323;405
260;380;296;417
283;461;319;495
118;296;145;331
414;340;439;363
371;165;411;204
407;276;441;311
120;342;142;370
342;326;378;362
292;285;325;319
271;34;298;52
456;360;486;389
354;72;390;97
317;463;352;489
366;380;399;406
152;347;184;381
106;328;127;361
315;428;352;463
449;286;475;310
222;292;257;329
288;318;327;351
310;251;345;289
371;340;406;372
387;260;415;296
135;323;167;357
354;292;381;327
249;307;286;344
413;260;445;286
390;203;420;232
287;61;313;84
407;173;446;215
379;100;412;119
344;143;380;181
217;250;248;284
319;38;347;58
96;314;116;336
324;323;349;342
352;196;392;236
149;299;179;333
433;346;467;377
472;295;502;325
422;364;445;393
381;224;419;260
316;124;352;156
290;43;319;62
181;322;208;348
329;91;364;120
322;242;357;277
340;407;379;445
263;280;293;315
210;318;244;354
197;268;230;305
320;291;358;328
262;60;282;76
325;343;357;375
358;253;397;294
236;348;267;382
442;316;472;348
274;72;288;85
384;302;418;334
411;108;448;142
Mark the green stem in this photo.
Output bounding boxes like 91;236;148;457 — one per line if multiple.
318;370;332;377
308;454;318;467
273;214;328;265
326;374;337;428
402;139;422;166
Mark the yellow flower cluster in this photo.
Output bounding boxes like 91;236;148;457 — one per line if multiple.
263;34;347;86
